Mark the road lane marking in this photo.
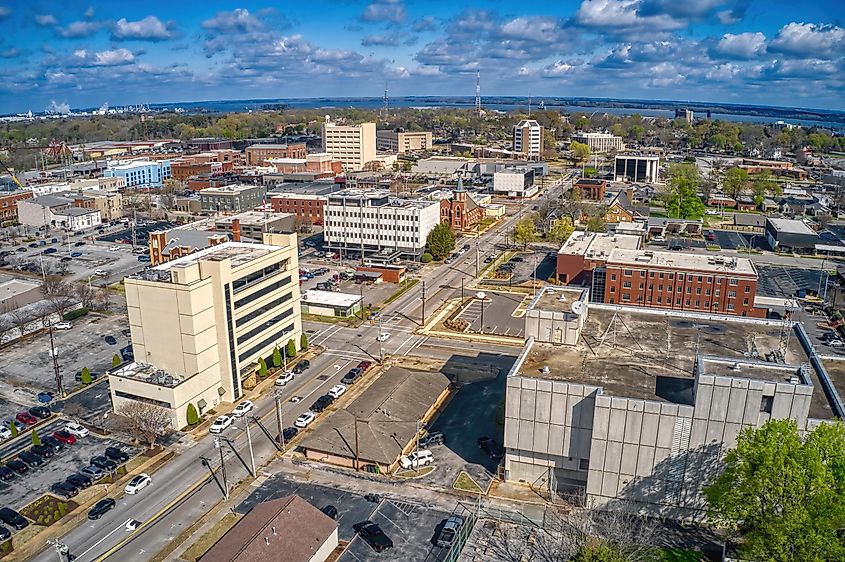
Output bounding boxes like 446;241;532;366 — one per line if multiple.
74;518;132;561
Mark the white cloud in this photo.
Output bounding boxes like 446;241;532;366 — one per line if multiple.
542;60;577;77
73;48;136;67
202;9;265;33
113;16;174;41
706;63;742;80
575;0;686;33
770;22;845;58
362;0;406;24
58;20;102;38
715;32;766;59
35;14;58;27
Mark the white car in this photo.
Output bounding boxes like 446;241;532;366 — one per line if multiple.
94;269;108;277
0;426;11;440
124;473;151;495
328;384;347;399
65;422;89;438
275;371;294;386
232;400;254;417
53;321;72;330
209;415;233;434
376;332;391;342
109;245;120;251
294;412;316;428
827;339;845;348
399;449;434;469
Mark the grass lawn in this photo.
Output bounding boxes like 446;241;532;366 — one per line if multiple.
661;548;704;561
453;471;483;494
395;466;435;478
181;513;241;561
383;278;419;306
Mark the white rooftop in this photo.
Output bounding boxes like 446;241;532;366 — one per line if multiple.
201;184;262;195
607;248;757;275
152;241;280;271
301;289;362;308
107;159;164;170
559;230;641;258
767;217;816;235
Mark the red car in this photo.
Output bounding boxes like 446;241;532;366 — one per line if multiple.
15;412;37;426
358;360;372;371
52;430;77;445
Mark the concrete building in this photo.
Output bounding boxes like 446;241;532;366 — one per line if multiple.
245;143;307;166
674;108;694;123
323;189;440;260
301;289;363;317
113;234;302;428
556;231;641;285
17;194;102;231
78;190;123;222
376;130;433;153
214;212;295;240
104;159;172;188
571;132;624;154
503;289;836;516
200;184;267;214
765;218;819;253
270;193;327;225
322;119;377;172
493;167;537;198
614;155;660;184
0;190;33;226
202;495;338;562
266;153;342;177
513;119;544;160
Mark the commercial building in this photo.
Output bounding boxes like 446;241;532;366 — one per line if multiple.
556;231;641;284
245;143;307;166
376;130;433;153
323;189;440;260
148;226;229;266
202;495;338;562
571;132;624;154
214;212;295;240
170;150;240;182
0;190;33;226
200;184;267;214
513;119;544;160
322;119;377;172
301;289;363;317
113;234;303;428
266;153;342;177
17;194;102;231
674;108;694;123
104;159;172;188
77;190;123;222
270;193;327;225
573;179;606;201
504;292;835;516
493;167;537;198
764;218;819;253
614;155;660;184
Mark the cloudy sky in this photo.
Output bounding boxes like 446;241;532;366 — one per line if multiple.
0;0;843;114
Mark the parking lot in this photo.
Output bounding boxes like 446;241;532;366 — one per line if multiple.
455;291;526;338
486;250;556;286
97;220;177;245
238;477;456;561
297;261;403;311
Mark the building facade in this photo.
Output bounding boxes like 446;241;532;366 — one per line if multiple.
573;179;607;201
614;155;660;184
270;193;327;225
323;189;440;260
113;234;302;429
17;194;102;230
0;190;33;226
439;184;484;232
322;120;377;172
79;190;123;222
199;184;267;214
104;159;172;188
245;143;307;166
571;132;624;154
556;231;641;285
493;167;537;198
513;119;544;160
376;130;433;153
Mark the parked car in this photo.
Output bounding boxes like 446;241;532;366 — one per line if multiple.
376;332;391;342
478;436;504;460
104;335;117;345
88;498;116;520
364;493;381;503
320;505;338;519
294;412;316;428
42;248;57;255
137;255;151;262
310;395;334;413
124;473;151;495
356;521;393;553
0;467;15;481
6;419;25;432
357;360;372;371
80;465;104;480
827;339;845;348
91;456;117;472
0;507;28;530
15;412;37;426
42;436;65;451
51;482;78;499
293;360;310;374
104;447;129;463
64;422;89;438
209;415;233;434
232;400;254;417
436;515;465;548
7;460;28;475
419;431;445;447
19;451;44;467
282;427;298;441
74;370;99;382
399;450;434;470
0;427;11;440
94;269;108;276
28;406;51;419
67;473;93;489
341;370;359;385
53;321;72;330
0;525;9;541
74;241;85;247
52;430;77;445
327;384;347;399
32;445;54;458
36;391;53;403
275;371;294;386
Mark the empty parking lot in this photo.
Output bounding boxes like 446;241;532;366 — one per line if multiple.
455;292;526;338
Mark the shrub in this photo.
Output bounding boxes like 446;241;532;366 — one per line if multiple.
9;421;17;438
186;403;199;426
300;332;308;351
81;367;92;385
62;307;89;321
272;347;282;368
421;252;433;263
258;357;268;377
112;354;121;367
286;339;297;359
31;429;41;446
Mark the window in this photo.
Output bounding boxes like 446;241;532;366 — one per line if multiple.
649;272;655;278
704;301;710;308
676;299;681;305
609;287;616;293
707;277;713;283
678;273;685;280
623;269;632;276
579;458;590;471
743;298;749;305
623;281;632;288
760;395;774;413
622;293;630;301
696;288;702;294
730;278;738;286
728;291;737;298
745;286;751;293
658;273;664;279
727;303;735;311
705;289;711;296
715;290;720;296
685;299;691;306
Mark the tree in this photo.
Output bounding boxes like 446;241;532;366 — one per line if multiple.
258;357;268;377
112;354;121;367
548;217;575;244
9;421;17;438
722;167;749;198
300;332;308;351
585;212;608;233
186;403;199;426
705;419;845;562
116;401;172;448
31;429;41;446
81;367;92;385
272;346;282;368
426;223;455;260
286;339;297;359
420;252;433;263
665;163;705;220
512;217;537;250
570;141;590;164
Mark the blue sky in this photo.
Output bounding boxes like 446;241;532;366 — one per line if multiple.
0;0;843;114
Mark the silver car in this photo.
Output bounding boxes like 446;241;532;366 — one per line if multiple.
436;515;465;548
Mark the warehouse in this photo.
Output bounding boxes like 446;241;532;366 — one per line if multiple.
764;218;819;253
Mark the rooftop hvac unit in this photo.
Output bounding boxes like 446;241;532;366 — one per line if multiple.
541;366;550;374
788;375;800;385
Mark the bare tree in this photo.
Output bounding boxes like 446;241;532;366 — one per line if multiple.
116;401;172;448
74;283;97;309
94;287;110;311
8;307;35;338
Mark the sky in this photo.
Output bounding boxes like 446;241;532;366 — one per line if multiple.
0;0;843;114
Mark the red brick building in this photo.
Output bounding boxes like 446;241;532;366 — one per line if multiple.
170;150;240;182
245;143;307;166
574;178;607;201
556;231;641;284
0;190;33;226
270;194;327;225
602;249;763;317
440;184;484;232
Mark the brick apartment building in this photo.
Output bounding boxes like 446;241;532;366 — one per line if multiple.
270;193;327;225
0;190;33;226
245;143;307;166
170;150;240;182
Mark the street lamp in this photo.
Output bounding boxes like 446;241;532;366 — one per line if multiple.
476;291;486;334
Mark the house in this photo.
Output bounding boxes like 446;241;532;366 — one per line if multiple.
603;190;647;224
706;194;736;209
573;178;606;201
760;198;778;213
733;213;766;232
735;196;756;212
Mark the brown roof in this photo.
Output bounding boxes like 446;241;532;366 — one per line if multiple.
201;495;336;562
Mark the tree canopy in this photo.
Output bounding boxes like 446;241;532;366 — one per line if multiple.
665;163;705;220
721;167;749;198
513;217;538;249
426;222;456;260
548;217;575;244
705;419;845;562
570;141;591;164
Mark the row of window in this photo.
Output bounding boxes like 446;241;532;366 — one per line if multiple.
237;322;294;364
617;282;744;297
114;390;171;409
236;307;294;346
619;270;742;285
236;292;293;328
234;275;292;308
232;261;285;294
615;293;748;309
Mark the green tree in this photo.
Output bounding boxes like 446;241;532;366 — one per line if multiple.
571;543;628;562
112;354;121;368
31;428;41;446
426;222;456;260
420;252;433;263
272;346;282;368
705;419;845;562
258;357;268;377
722;167;749;198
753;169;780;198
570;141;590;164
81;367;92;385
513;217;538;250
548;217;575;244
585;213;607;233
286;339;297;359
665;163;705;220
9;421;17;438
186;403;199;426
300;332;308;351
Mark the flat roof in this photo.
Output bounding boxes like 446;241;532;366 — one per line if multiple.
109;362;190;388
558;230;641;258
153;241;278;271
246;143;303;149
767;218;816;235
200;184;263;195
607;248;757;275
515;307;832;419
301;289;361;308
215;211;292;226
529;286;588;314
107;159;164;170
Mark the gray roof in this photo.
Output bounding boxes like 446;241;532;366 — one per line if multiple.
30;194;72;208
734;214;766;228
766;217;816;235
56;206;98;216
162;228;229;254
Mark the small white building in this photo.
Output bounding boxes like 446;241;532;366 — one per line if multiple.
17;194;102;230
493;167;537;198
301;290;363;317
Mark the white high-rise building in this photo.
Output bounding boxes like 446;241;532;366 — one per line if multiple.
322;118;377;172
571;132;624;154
513;119;544;160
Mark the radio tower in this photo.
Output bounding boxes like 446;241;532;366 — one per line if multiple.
382;82;389;121
474;71;481;114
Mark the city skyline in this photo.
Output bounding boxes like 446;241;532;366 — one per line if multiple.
0;0;843;114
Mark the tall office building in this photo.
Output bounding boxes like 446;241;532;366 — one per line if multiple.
513;119;544;160
571;132;624;154
322;118;377;172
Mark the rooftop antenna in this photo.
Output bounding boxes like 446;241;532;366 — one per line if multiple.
475;71;481;115
382;82;389;121
528;92;532;116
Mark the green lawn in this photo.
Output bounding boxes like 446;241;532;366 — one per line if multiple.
383;278;419;306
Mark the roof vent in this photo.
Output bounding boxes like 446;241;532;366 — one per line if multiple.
541;366;550;374
788;375;800;385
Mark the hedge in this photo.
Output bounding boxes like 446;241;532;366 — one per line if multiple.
63;308;90;321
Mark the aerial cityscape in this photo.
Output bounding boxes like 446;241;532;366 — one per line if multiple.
0;1;844;561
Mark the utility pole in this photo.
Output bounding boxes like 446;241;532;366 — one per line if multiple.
475;238;480;278
48;324;63;397
354;416;360;471
215;437;229;501
378;316;384;362
461;276;464;302
533;253;538;297
242;421;256;478
421;281;426;325
274;392;284;448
